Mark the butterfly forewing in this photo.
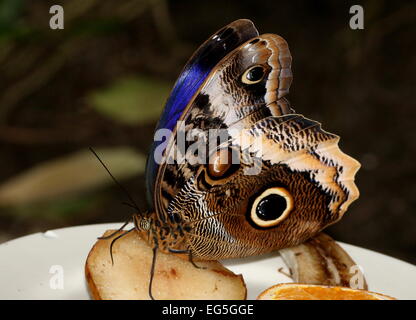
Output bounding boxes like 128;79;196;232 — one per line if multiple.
146;19;259;208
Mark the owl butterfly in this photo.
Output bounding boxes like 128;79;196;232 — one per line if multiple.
104;19;360;299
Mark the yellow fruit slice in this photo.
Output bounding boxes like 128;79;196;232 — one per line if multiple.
257;283;395;300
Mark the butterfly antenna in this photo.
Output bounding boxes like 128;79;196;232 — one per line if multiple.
108;228;135;265
98;219;131;240
89;147;142;213
121;201;139;211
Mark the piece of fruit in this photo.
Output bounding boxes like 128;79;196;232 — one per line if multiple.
257;283;395;300
85;229;247;300
279;233;368;289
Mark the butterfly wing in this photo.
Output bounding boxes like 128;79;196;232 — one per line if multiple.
166;114;360;259
146;20;360;259
152;31;295;219
145;19;259;207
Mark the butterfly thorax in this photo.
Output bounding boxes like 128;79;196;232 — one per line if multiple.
132;212;190;255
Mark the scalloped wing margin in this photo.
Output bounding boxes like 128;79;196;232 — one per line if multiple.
234;114;361;221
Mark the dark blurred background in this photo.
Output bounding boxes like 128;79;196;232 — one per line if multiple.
0;0;415;264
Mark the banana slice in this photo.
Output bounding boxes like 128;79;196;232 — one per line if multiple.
279;233;368;289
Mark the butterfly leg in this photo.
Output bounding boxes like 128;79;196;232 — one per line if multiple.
148;245;158;300
108;227;135;265
188;250;207;270
168;248;206;270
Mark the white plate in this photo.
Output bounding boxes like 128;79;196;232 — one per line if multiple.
0;223;415;300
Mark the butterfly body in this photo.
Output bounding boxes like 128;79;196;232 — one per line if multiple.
139;20;360;261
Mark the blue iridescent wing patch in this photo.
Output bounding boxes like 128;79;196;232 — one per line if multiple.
145;20;259;207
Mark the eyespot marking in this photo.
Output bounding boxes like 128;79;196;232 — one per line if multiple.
241;65;266;85
249;187;293;228
207;148;239;179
